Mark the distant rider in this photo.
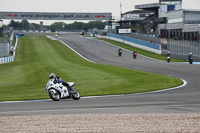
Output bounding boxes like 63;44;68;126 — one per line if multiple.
166;52;171;63
133;51;137;59
118;48;122;57
49;73;69;88
188;52;194;64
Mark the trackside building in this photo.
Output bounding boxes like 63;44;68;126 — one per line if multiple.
159;9;200;41
158;0;200;41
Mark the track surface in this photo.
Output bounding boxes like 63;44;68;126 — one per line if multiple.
0;34;200;116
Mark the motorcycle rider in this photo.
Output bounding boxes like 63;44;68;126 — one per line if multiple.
166;52;171;63
118;48;122;57
49;73;69;88
133;51;137;59
188;52;194;64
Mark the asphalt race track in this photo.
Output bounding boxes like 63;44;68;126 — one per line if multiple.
0;34;200;116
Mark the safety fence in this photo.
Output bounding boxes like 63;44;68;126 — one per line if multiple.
161;39;200;61
166;39;200;56
106;33;161;54
98;30;200;61
0;36;18;64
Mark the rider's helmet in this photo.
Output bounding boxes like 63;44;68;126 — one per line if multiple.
190;52;193;55
49;73;56;79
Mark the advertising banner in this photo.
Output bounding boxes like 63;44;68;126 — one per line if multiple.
167;5;175;11
0;12;112;20
131;14;139;18
118;29;131;34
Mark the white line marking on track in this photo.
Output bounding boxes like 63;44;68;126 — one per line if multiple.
59;40;96;63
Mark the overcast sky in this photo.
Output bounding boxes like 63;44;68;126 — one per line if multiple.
0;0;200;25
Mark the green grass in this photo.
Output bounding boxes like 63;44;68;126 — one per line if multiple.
83;33;93;37
96;38;185;62
0;36;183;101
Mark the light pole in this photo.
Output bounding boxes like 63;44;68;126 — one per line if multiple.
0;20;3;37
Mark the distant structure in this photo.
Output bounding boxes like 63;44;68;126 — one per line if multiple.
0;20;3;37
40;21;43;31
117;3;160;35
115;0;200;41
158;0;200;41
135;3;160;35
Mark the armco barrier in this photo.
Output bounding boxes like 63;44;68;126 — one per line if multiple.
106;33;161;54
0;36;18;64
0;42;9;57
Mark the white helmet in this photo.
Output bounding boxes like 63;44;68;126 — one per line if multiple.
49;73;56;79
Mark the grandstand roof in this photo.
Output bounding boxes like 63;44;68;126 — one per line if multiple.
135;3;160;12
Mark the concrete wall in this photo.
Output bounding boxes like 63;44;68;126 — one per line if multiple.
104;33;161;54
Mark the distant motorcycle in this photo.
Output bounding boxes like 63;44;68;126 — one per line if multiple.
188;53;194;64
133;51;137;59
167;56;171;63
46;79;80;101
118;48;122;57
189;58;193;64
166;53;171;63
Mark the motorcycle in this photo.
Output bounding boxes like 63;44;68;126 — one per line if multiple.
46;79;80;101
133;51;137;59
118;49;122;57
188;53;194;64
189;58;193;64
118;51;122;57
167;56;171;63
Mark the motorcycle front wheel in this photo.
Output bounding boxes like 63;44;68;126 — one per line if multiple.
71;88;80;100
48;89;60;101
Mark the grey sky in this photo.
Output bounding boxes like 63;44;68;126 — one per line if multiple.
0;0;200;25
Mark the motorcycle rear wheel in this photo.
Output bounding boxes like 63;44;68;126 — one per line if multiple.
48;89;60;101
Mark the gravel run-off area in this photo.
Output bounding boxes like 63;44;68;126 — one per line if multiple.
1;113;200;132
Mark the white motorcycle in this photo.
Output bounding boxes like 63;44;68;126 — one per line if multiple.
46;79;80;101
167;56;171;63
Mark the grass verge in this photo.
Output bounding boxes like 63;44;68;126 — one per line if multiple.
0;36;183;101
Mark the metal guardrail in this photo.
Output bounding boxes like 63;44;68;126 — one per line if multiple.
0;35;17;64
0;27;14;57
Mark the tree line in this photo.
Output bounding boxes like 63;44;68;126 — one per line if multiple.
7;20;105;32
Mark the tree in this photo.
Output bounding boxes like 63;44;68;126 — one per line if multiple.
86;21;105;30
49;22;65;32
30;23;40;30
7;20;105;31
8;20;20;29
67;21;84;30
66;21;105;30
21;19;30;30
